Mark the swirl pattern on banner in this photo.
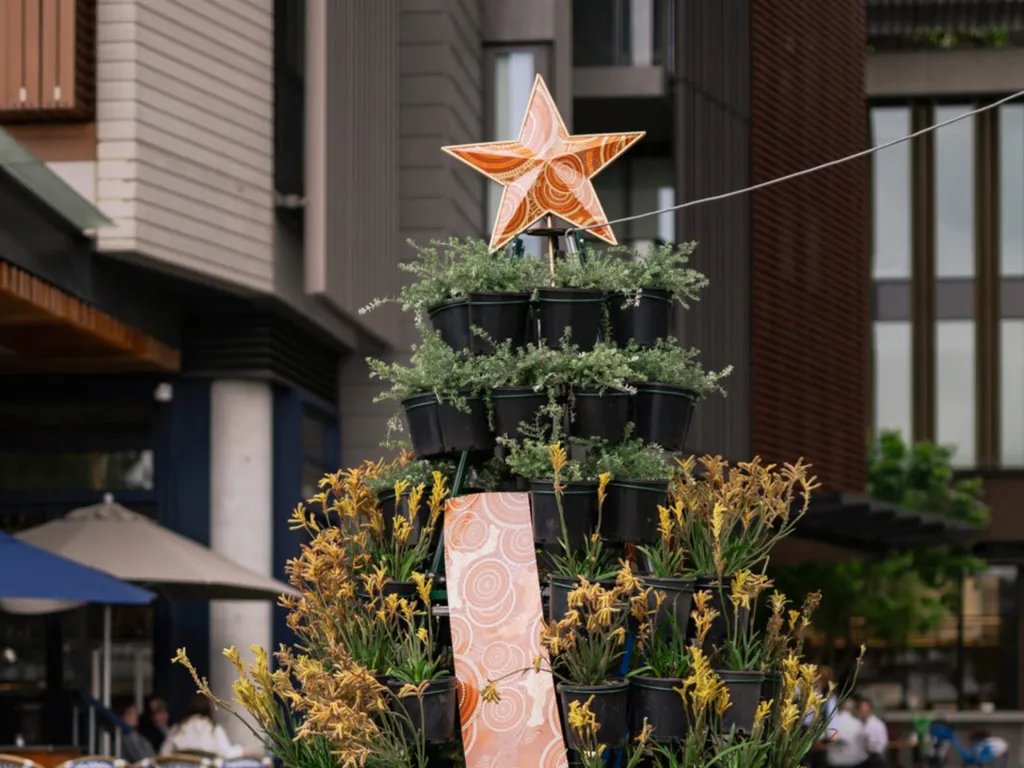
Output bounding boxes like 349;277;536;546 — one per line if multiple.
442;75;644;252
444;492;569;768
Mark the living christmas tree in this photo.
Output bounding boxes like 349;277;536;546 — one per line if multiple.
176;75;860;768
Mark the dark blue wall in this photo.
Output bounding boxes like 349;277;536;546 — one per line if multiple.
154;379;211;719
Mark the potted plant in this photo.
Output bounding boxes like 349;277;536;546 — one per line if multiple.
628;615;690;744
591;437;673;544
541;568;652;751
668;455;817;652
383;573;458;745
539;340;637;443
636;508;695;638
364;453;454;546
761;590;821;706
536;247;627;351
628;338;732;451
368;331;493;456
503;437;597;548
607;242;708;348
714;571;772;736
567;696;657;768
361;237;548;354
476;341;562;441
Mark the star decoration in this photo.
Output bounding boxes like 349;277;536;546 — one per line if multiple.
442;74;645;252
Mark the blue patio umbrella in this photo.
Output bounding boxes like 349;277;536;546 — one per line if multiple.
0;529;154;604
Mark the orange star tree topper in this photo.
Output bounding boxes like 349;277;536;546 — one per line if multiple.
443;74;644;252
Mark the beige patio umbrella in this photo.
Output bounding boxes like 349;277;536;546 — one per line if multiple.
13;494;298;601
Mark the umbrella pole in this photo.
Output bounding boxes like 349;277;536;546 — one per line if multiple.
102;604;112;755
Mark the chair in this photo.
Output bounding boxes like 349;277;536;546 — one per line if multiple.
55;757;126;768
135;757;214;768
0;756;44;768
217;758;271;768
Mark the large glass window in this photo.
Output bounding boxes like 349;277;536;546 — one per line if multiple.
936;320;976;466
935;105;976;278
873;321;913;440
1002;104;1024;277
872;107;912;279
1001;320;1024;466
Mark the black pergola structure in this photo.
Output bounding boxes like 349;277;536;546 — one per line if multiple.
793;491;982;552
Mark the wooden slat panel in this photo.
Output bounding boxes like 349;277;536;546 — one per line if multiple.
56;0;75;108
39;0;59;108
3;0;25;110
0;0;92;120
23;0;41;108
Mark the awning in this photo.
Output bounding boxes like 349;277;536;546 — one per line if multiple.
0;261;180;372
794;491;981;552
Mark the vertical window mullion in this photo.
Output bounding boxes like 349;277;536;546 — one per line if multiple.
913;102;936;443
977;105;999;467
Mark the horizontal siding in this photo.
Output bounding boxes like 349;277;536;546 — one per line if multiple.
94;0;274;292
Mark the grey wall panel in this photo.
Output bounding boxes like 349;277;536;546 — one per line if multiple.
673;0;752;461
306;0;401;344
340;0;486;467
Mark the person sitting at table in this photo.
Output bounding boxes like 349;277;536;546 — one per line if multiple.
113;696;156;764
139;695;170;752
827;700;871;767
855;694;888;767
160;694;245;759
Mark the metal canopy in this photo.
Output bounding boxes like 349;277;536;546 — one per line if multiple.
794;491;981;552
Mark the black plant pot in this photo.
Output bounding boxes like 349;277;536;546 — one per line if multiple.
716;670;765;736
429;292;533;355
529;480;597;547
548;574;617;623
607;288;673;348
691;575;747;658
402;392;493;457
387;675;458;744
559;679;630;749
536;288;605;351
632;383;697;452
603;479;669;544
491;386;549;440
570;389;631;443
629;676;687;743
645;576;696;639
761;672;781;707
377;489;425;546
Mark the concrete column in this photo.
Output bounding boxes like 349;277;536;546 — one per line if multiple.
208;380;273;751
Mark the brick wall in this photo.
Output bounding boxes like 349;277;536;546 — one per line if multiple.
748;0;870;492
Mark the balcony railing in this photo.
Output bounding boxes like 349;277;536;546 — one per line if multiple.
0;0;95;122
573;0;674;69
867;0;1024;47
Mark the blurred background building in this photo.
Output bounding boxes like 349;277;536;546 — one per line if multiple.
0;0;1020;751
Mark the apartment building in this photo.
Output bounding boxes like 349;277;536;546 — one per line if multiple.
0;0;868;744
864;0;1024;708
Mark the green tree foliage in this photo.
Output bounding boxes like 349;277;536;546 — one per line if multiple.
772;430;988;651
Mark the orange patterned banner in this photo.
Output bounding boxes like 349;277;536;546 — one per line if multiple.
444;492;569;767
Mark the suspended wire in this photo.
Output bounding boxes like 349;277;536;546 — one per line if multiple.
565;89;1024;238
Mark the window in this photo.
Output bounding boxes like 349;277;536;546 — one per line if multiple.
873;321;913;440
872;107;912;280
1002;320;1024;466
592;157;675;250
1002;105;1024;277
869;100;1024;468
936;321;976;467
934;105;975;279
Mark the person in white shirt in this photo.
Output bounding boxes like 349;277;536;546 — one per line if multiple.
827;701;871;767
855;695;889;767
160;695;246;759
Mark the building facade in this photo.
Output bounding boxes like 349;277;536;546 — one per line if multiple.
0;0;869;745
